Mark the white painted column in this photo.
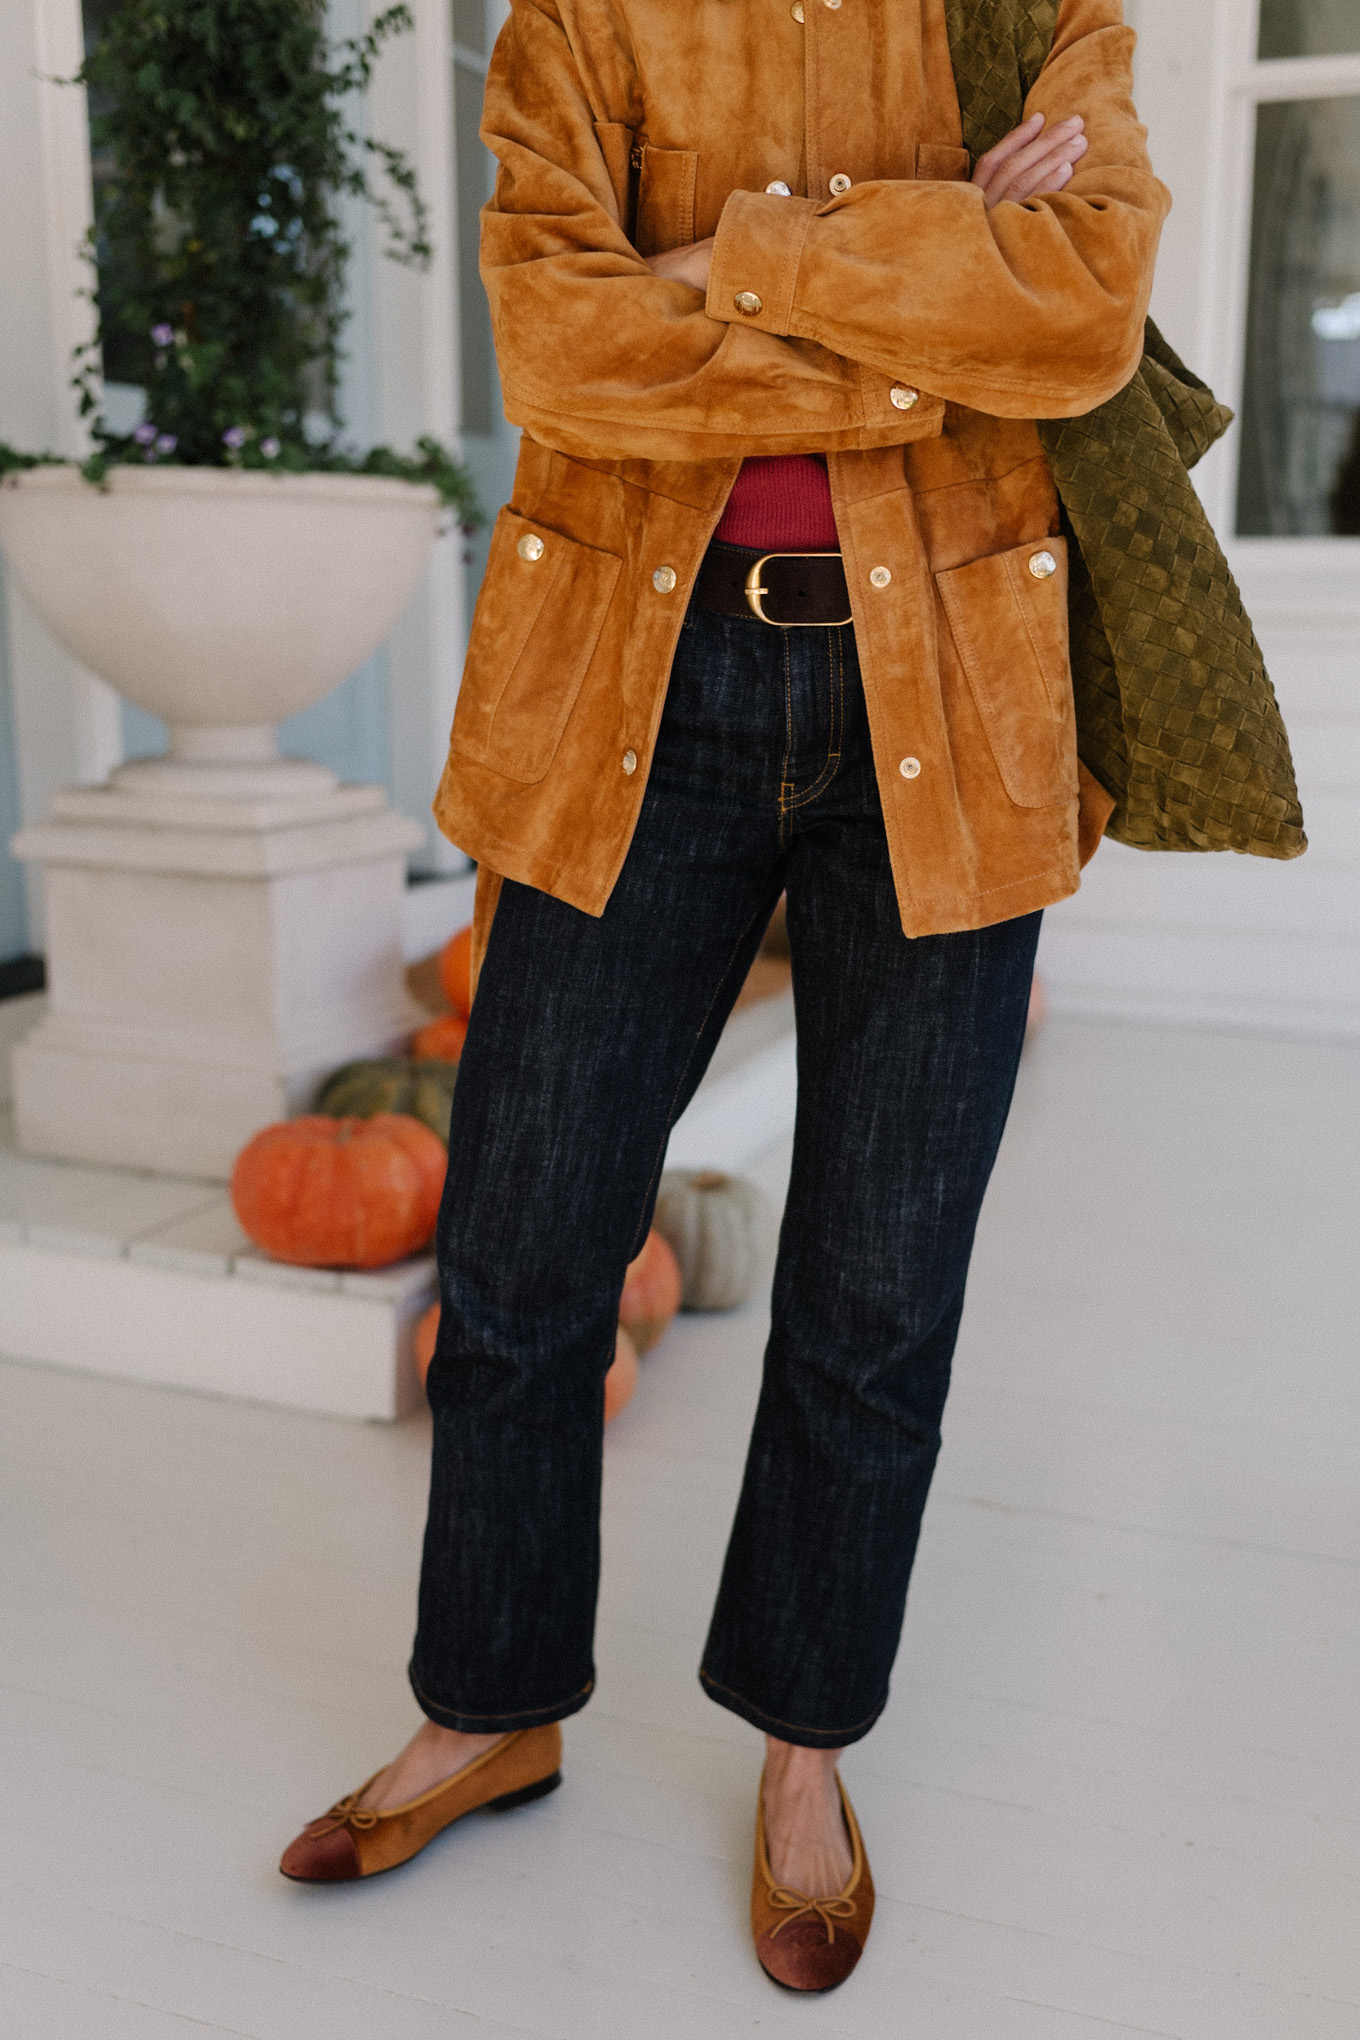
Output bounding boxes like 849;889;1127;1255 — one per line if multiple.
0;0;124;943
363;0;470;873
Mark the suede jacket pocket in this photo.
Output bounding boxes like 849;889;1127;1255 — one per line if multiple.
451;508;622;786
915;143;971;182
936;536;1078;809
593;121;637;234
635;143;698;256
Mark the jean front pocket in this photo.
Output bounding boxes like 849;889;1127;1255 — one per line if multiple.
450;507;622;785
935;536;1078;809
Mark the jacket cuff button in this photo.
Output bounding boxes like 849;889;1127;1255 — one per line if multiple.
734;291;763;316
1028;549;1058;579
516;533;545;562
889;385;919;410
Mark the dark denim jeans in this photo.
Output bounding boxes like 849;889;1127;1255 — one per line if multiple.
411;595;1040;1747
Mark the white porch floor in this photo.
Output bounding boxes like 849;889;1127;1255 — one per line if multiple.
2;1014;1357;2038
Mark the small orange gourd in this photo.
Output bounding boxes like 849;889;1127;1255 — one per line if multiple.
604;1325;639;1423
619;1230;682;1354
412;1013;468;1063
231;1113;446;1270
414;1299;440;1384
438;924;475;1020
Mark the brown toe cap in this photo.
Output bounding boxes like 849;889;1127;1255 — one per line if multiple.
280;1819;362;1883
756;1919;864;1992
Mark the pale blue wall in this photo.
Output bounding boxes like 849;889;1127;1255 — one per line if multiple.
120;648;393;791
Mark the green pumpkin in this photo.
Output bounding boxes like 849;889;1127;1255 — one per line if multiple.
315;1057;457;1143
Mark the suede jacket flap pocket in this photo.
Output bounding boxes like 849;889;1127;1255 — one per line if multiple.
915;143;972;182
936;536;1078;808
451;508;622;786
635;144;698;256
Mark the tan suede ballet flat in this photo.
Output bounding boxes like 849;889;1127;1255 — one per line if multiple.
751;1769;874;1992
279;1723;562;1883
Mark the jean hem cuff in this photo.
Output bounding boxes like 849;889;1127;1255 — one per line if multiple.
698;1666;886;1748
409;1664;594;1734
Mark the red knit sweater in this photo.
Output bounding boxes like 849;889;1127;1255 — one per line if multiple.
713;454;838;550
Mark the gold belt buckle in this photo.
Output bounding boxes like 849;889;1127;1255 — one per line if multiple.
743;549;852;627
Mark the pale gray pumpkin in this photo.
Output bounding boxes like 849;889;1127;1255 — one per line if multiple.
653;1169;762;1312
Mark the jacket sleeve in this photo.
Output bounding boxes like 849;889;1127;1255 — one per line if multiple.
478;0;936;462
705;0;1170;419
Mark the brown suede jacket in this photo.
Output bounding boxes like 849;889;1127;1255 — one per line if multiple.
433;0;1171;939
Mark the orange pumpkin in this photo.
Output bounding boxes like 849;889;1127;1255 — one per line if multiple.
412;1013;468;1063
604;1325;639;1423
414;1298;440;1385
231;1113;446;1269
438;924;475;1020
619;1230;682;1354
413;1301;639;1423
1026;972;1047;1038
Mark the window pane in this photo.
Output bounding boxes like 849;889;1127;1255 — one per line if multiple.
453;0;486;57
1259;0;1360;61
1237;96;1360;535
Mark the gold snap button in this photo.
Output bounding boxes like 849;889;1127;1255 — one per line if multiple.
1028;549;1058;580
652;566;677;594
734;291;763;316
829;173;852;195
899;756;921;779
889;385;919;410
824;0;842;10
791;0;804;19
622;750;638;775
869;565;892;589
516;533;545;562
766;180;792;197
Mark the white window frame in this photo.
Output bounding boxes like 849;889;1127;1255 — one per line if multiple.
1197;0;1360;583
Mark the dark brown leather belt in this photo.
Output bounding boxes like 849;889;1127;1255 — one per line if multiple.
693;544;852;627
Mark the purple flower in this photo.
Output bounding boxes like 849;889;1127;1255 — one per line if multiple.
222;425;248;450
155;434;177;455
260;436;280;459
150;323;174;347
133;422;157;446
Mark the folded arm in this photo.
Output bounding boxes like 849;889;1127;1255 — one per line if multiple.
480;0;1170;463
705;0;1169;418
479;0;950;462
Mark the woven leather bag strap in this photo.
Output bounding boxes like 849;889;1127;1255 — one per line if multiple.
944;0;1305;858
943;0;1058;160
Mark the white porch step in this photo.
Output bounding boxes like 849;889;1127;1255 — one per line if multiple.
0;990;796;1420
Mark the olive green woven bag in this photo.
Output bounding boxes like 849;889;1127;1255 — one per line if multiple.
945;0;1305;858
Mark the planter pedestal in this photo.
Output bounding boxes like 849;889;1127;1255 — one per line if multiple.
11;773;425;1180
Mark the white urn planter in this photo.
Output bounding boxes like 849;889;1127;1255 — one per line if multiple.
1;465;442;1178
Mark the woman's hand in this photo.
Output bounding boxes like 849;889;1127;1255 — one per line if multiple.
644;236;716;290
972;112;1089;208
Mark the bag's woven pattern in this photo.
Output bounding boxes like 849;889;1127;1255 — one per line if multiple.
943;1;1058;158
944;1;1306;858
